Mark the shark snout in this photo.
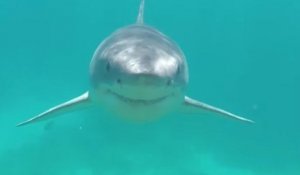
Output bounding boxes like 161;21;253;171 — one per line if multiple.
121;73;170;87
108;73;173;100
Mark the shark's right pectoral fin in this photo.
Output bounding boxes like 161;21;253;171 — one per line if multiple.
17;92;92;127
182;96;254;123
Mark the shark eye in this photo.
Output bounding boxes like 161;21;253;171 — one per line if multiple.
106;63;110;72
167;79;172;86
176;66;180;75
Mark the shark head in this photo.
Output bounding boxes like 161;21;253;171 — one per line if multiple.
89;25;189;119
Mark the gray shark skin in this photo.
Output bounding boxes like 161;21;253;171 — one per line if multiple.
17;0;253;127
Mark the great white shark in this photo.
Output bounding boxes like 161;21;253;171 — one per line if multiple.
17;0;253;127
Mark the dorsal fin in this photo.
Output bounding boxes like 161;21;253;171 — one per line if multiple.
137;0;145;24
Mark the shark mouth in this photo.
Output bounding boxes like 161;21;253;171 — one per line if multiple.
107;90;169;105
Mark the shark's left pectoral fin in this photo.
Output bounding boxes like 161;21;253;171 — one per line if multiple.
17;92;92;127
182;96;254;123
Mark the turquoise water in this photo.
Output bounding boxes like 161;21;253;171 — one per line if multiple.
1;0;299;174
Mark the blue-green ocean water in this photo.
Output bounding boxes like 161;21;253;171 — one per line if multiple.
1;0;299;174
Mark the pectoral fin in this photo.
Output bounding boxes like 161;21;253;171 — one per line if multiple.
17;92;92;127
183;96;254;123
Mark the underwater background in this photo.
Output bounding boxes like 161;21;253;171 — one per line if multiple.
1;0;299;174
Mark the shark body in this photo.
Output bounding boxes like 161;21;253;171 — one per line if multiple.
17;0;253;127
